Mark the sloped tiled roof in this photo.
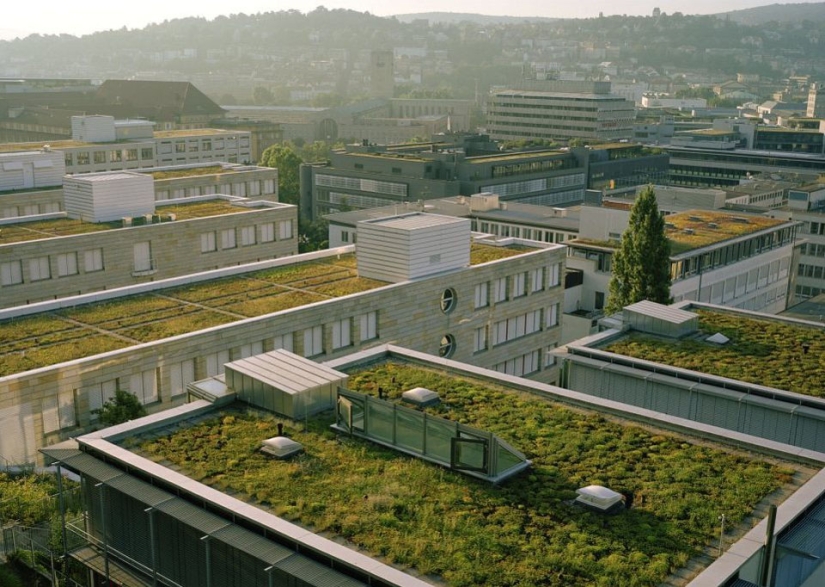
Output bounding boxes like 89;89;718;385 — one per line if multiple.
96;80;225;119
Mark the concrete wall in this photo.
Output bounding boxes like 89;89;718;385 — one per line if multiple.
0;188;63;217
0;243;566;464
0;150;65;192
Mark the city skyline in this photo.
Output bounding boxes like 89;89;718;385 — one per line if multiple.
3;0;823;39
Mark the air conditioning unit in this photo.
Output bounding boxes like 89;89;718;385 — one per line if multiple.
143;213;154;224
122;217;132;227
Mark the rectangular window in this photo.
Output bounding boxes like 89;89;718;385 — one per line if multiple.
109;150;122;163
493;350;540;377
84;249;104;272
126;149;138;161
272;333;294;352
141;148;154;160
129;369;158;405
201;232;217;253
56;252;78;277
42;391;76;433
133;242;152;272
169;359;196;398
493;277;507;303
1;261;23;285
175;142;186;153
512;272;527;298
473;326;487;352
88;379;118;420
303;326;323;357
545;344;558;367
76;151;90;165
205;349;230;376
531;267;544;292
332;319;352;350
474;283;489;308
546;303;559;328
64;153;73;167
359;311;378;341
221;228;236;249
491;310;542;346
93;151;106;164
279;220;293;240
260;223;275;243
29;256;50;281
548;263;561;287
341;231;350;243
241;226;256;246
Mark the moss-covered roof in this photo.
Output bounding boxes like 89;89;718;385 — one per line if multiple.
131;361;799;587
603;309;825;398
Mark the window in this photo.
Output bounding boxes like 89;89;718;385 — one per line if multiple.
1;261;23;286
473;327;487;352
64;153;73;167
491;310;542;346
440;288;457;313
493;277;507;303
279;220;293;240
109;150;122;163
129;369;158;404
88;379;118;420
332;319;352;350
341;231;350;243
141;148;154;160
42;391;76;433
29;256;50;281
512;272;527;298
272;333;294;352
595;291;605;310
133;242;153;272
201;232;217;253
84;249;104;272
474;283;488;308
548;263;561;287
205;350;230;376
221;228;236;249
76;151;89;165
303;326;323;357
175;142;186;153
260;223;275;243
169;359;195;398
439;334;456;358
93;151;106;164
531;267;544;292
56;252;78;277
202;140;212;151
545;344;558;367
126;149;138;161
546;303;559;328
359;312;378;341
493;350;540;377
241;226;256;246
188;141;199;152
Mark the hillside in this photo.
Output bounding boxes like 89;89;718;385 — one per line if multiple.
393;12;557;25
719;2;825;24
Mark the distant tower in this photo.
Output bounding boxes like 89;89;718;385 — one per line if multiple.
370;50;395;99
653;7;661;17
807;83;825;118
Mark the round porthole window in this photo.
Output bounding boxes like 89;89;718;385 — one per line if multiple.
440;288;457;313
439;334;456;358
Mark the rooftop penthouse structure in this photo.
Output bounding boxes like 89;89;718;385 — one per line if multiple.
41;344;825;587
0;215;565;464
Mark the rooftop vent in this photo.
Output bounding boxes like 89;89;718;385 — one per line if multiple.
707;222;719;229
688;215;702;222
665;222;676;229
732;216;750;224
261;436;303;459
706;332;730;345
683;228;695;235
575;485;624;513
402;387;441;407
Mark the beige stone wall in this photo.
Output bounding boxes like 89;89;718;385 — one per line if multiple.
0;245;565;464
0;204;298;307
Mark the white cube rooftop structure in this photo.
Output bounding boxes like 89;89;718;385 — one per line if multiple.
402;387;441;407
575;485;624;512
261;436;304;459
224;350;349;419
623;301;698;338
64;171;155;222
356;213;471;283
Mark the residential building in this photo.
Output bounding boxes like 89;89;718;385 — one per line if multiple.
808;82;825;118
0;173;297;308
0;219;566;465
565;206;799;315
487;80;636;142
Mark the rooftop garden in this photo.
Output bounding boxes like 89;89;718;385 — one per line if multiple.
133;362;796;587
604;309;825;398
469;242;529;264
150;165;229;180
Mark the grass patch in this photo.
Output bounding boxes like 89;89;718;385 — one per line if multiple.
136;362;790;587
118;310;237;342
150;165;226;180
604;310;825;397
222;291;328;317
0;335;130;377
470;243;529;265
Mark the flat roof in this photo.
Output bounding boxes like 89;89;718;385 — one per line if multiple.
126;359;806;586
153;128;247;138
0;244;526;376
0;200;256;246
602;308;825;399
364;212;466;230
71;172;143;183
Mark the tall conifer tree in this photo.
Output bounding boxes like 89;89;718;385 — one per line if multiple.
606;186;672;313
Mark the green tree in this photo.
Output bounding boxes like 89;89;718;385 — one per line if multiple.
260;144;302;206
606;186;672;314
92;389;147;427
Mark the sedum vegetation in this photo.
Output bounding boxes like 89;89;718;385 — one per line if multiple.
137;362;791;587
604;310;825;398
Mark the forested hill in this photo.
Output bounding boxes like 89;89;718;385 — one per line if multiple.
392;12;557;25
720;2;825;24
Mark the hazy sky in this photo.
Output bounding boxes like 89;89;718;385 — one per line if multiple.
3;1;822;38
